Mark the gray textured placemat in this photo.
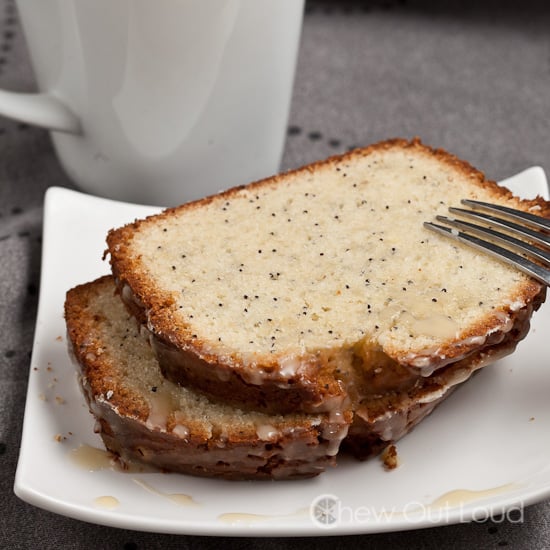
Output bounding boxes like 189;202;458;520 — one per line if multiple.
1;1;549;548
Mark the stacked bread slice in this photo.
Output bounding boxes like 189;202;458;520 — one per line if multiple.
65;138;549;480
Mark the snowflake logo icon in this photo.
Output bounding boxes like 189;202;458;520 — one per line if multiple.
310;494;340;528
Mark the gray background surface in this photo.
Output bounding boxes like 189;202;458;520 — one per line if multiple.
1;0;550;548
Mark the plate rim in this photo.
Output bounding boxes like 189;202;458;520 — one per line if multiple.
13;167;550;536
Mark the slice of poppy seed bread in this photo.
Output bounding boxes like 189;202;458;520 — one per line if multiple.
106;138;548;421
65;276;352;480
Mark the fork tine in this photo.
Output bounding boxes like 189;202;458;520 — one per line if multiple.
423;221;550;287
448;207;550;249
435;215;550;265
461;199;550;231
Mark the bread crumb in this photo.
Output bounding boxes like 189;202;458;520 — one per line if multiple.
55;396;66;405
56;335;63;342
381;444;400;470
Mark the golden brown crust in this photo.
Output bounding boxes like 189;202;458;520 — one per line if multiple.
151;335;340;414
65;275;150;422
97;407;334;480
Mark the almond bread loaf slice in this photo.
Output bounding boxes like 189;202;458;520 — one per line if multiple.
65;276;350;480
106;138;548;420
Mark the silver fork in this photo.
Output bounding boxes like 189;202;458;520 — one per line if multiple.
424;199;550;286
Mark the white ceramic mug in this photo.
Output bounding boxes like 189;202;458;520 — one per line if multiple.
0;0;304;205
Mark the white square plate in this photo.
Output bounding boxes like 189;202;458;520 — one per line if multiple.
14;167;550;536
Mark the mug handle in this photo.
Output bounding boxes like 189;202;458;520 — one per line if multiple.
0;90;81;133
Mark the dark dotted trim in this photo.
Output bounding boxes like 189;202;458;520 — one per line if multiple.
307;130;323;141
487;523;511;547
0;232;40;243
0;0;35;135
287;125;359;153
0;216;41;245
305;0;408;15
0;0;17;77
